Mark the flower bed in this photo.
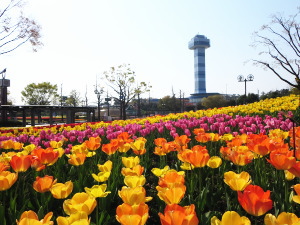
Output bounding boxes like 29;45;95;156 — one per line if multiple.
0;95;300;225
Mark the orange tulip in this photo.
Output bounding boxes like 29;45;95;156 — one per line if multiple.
31;157;46;171
158;204;199;225
0;161;10;172
238;184;273;216
158;170;185;188
195;132;212;143
0;171;18;191
117;132;134;153
121;165;144;176
68;153;86;166
16;210;53;225
101;142;118;155
10;155;32;172
33;175;57;193
178;145;210;168
288;161;300;177
50;181;73;199
267;149;296;170
1;139;15;149
84;136;101;151
63;192;97;215
31;147;59;166
174;135;191;151
154;138;173;155
116;203;149;225
227;147;254;166
118;186;152;205
156;183;186;204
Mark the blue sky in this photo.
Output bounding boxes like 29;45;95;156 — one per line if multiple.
2;0;299;105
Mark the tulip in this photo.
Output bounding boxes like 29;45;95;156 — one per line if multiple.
10;155;32;172
57;211;90;225
131;137;147;155
178;145;210;168
116;203;149;225
31;157;46;171
84;184;111;198
92;171;111;182
211;211;250;225
292;184;300;204
118;186;152;205
50;181;73;199
158;204;199;225
151;166;170;177
63;192;97;215
288;161;300;177
0;171;18;191
122;156;140;168
227;148;254;166
97;160;113;172
207;156;222;168
224;171;251;191
33;175;57;193
67;153;86;166
158;170;185;188
174;135;191;151
84;136;101;150
264;212;300;225
16;210;53;225
122;165;144;176
31;147;59;166
0;161;10;172
101;142;118;155
238;184;273;216
156;184;186;204
267;149;296;170
124;175;146;188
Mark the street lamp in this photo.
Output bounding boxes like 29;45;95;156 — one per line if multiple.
94;85;103;121
237;74;254;96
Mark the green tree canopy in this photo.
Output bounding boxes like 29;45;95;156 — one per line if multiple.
21;82;59;105
65;90;81;107
201;95;227;109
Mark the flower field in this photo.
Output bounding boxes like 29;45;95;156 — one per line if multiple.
1;94;300;225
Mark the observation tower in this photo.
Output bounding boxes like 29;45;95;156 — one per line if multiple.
188;35;217;103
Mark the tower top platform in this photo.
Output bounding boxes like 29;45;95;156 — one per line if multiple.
188;35;210;50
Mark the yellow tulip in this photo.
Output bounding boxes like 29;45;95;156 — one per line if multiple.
124;175;146;188
118;186;152;205
211;211;251;225
151;166;170;177
292;184;300;204
264;212;300;225
63;192;97;215
224;171;251;191
57;211;90;225
207;156;222;168
50;181;73;199
91;171;111;182
16;210;53;225
97;160;113;172
84;184;111;198
122;156;140;168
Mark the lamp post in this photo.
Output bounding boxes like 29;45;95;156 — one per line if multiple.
237;74;254;96
94;85;103;121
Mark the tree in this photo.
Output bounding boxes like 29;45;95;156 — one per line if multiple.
253;8;300;90
201;95;227;109
0;0;42;55
158;95;181;112
21;82;59;105
65;90;81;107
103;64;151;120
